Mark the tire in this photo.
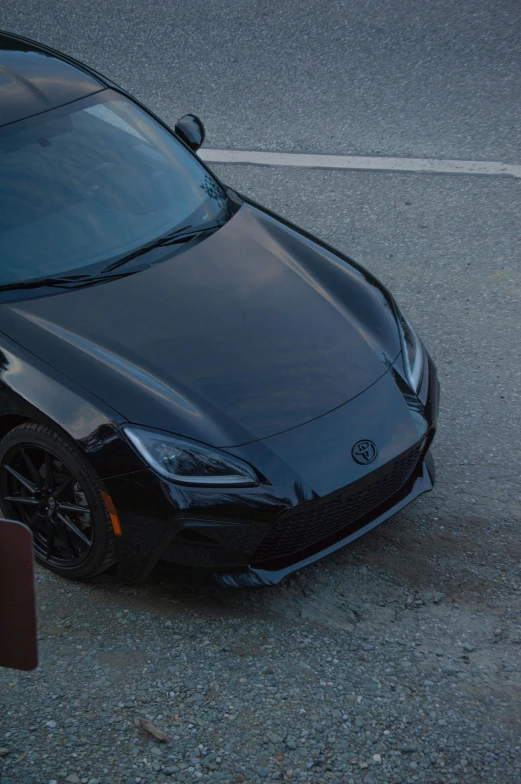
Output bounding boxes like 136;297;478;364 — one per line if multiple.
0;422;116;579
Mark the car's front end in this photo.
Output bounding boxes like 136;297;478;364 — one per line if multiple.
101;310;439;586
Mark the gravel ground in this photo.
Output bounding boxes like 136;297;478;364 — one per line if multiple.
2;503;521;784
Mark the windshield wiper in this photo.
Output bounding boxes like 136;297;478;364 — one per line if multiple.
0;219;226;294
103;218;225;272
0;269;137;293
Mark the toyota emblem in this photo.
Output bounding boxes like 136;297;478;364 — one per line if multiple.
351;439;378;465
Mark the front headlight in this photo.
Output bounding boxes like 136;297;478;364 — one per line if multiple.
123;426;259;487
397;312;424;391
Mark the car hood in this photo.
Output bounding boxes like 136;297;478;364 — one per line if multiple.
0;203;401;447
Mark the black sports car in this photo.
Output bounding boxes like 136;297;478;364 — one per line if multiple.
0;31;439;586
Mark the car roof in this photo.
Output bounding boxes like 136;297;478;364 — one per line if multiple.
0;31;106;128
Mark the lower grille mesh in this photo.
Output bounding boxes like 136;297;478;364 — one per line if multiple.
253;439;425;564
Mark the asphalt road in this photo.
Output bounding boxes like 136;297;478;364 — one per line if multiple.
2;0;521;161
1;3;521;783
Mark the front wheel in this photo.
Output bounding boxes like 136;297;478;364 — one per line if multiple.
0;422;116;579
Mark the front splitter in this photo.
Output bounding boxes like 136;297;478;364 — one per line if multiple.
212;452;435;588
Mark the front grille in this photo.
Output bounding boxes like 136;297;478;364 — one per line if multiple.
252;438;426;565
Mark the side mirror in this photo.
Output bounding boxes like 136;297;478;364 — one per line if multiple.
174;114;206;152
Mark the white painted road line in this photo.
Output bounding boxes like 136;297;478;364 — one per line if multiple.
199;149;521;178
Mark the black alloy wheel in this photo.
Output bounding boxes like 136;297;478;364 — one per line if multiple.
0;423;116;579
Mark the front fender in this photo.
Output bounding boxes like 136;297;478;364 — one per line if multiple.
0;333;144;479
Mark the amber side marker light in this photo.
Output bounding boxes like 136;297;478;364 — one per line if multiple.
101;491;122;536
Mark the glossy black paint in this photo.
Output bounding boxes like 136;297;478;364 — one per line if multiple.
0;32;440;583
98;350;438;584
0;335;143;480
0;203;403;448
174;114;206;152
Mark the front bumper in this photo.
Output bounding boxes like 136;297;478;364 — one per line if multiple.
226;448;435;587
104;351;439;584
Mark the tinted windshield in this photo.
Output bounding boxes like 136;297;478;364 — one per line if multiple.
0;91;227;285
